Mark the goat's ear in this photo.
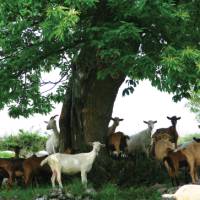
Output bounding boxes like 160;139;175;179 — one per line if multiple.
119;118;124;121
87;142;93;146
143;121;148;124
110;117;114;120
44;121;48;124
100;143;106;147
177;117;181;120
167;116;171;120
154;121;157;124
125;135;130;139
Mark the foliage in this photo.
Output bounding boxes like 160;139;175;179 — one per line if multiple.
88;151;169;188
0;1;200;117
0;129;47;153
178;133;200;144
0;151;14;158
187;90;200;122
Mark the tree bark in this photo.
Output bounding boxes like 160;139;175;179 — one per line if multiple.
59;50;125;151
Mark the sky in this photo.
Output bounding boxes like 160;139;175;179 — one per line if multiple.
0;80;199;138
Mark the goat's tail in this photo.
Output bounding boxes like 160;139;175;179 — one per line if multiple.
163;156;175;175
162;194;175;199
40;157;49;166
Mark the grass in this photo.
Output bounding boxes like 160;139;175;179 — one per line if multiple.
0;185;51;200
0;180;162;200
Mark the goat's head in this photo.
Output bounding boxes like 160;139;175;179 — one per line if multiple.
143;120;157;130
111;117;124;126
44;115;58;130
89;141;105;153
167;116;181;127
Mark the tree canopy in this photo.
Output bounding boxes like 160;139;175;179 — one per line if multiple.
0;0;200;118
187;90;200;122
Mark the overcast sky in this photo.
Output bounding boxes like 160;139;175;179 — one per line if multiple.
0;79;199;138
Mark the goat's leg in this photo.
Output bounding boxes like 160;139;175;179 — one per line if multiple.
194;166;199;183
171;177;175;187
81;171;87;187
174;175;179;186
7;170;14;188
188;161;196;183
56;169;63;189
53;144;55;154
51;169;57;188
24;168;32;186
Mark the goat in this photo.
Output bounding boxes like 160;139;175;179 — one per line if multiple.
180;140;200;183
0;158;24;187
162;184;200;200
40;141;105;188
45;115;60;154
152;116;181;148
23;155;50;186
107;131;129;158
163;150;188;186
108;117;123;135
151;136;175;161
127;120;157;157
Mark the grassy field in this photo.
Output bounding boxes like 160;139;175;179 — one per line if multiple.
1;133;198;199
0;179;163;200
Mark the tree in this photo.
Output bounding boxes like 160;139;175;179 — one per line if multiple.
0;0;200;150
187;90;200;122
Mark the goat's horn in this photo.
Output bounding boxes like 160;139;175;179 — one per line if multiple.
50;115;59;119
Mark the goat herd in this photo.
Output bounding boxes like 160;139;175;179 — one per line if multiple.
0;115;200;199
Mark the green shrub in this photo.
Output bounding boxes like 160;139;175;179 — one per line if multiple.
178;133;200;144
88;151;169;188
0;151;14;158
0;129;47;153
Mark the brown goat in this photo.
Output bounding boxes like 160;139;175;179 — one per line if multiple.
180;140;200;183
108;117;124;136
23;149;73;186
107;131;129;157
153;116;181;148
0;158;24;187
163;150;188;186
23;155;50;186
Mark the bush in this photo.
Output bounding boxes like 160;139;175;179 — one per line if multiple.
178;133;200;144
88;151;169;188
0;129;47;153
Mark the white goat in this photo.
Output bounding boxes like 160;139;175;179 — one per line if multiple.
162;184;200;200
127;120;157;157
40;141;105;188
45;115;60;155
108;117;124;135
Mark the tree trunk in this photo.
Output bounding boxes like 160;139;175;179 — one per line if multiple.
59;50;125;151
